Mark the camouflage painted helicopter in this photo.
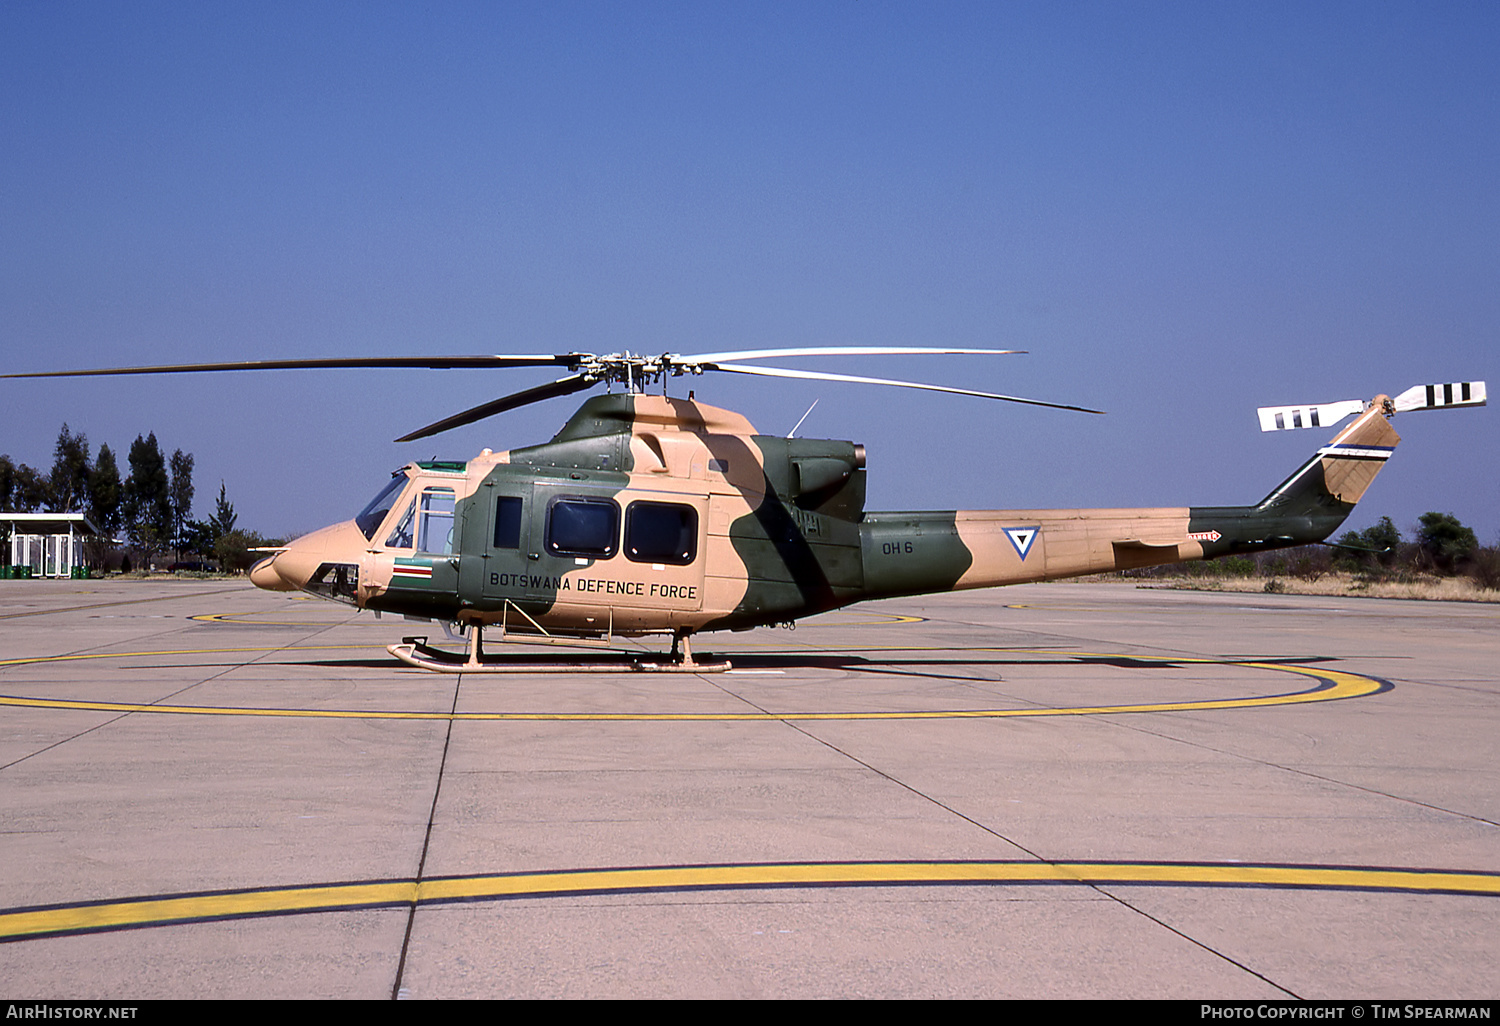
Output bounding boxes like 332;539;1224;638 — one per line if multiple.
5;351;1485;671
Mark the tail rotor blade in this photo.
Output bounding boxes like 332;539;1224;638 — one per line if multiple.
1258;381;1487;431
1256;400;1366;432
1392;381;1486;413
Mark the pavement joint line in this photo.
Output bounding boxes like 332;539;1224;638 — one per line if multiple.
3;861;1497;944
391;666;463;1000
0;653;1390;720
1118;717;1500;831
0;587;247;620
0;617;368;773
738;671;1305;996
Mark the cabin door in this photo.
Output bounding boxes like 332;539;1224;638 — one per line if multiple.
459;479;545;611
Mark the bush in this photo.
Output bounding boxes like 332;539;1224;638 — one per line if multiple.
1417;512;1478;574
1287;546;1332;581
1332;516;1401;573
1219;555;1256;577
1470;547;1500;591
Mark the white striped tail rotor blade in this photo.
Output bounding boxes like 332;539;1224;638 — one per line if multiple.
1257;400;1366;432
1393;381;1486;413
702;362;1104;414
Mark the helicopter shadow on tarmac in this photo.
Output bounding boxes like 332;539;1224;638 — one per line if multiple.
292;649;1342;679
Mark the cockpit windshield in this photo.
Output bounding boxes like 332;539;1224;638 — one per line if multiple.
355;474;410;541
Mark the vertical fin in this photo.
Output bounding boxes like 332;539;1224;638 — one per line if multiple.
1258;397;1400;512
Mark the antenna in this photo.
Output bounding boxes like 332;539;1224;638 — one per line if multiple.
787;399;819;438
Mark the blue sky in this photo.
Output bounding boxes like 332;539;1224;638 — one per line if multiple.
3;2;1496;541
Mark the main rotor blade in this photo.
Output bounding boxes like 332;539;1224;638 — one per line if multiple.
702;362;1105;414
394;373;596;442
0;355;576;379
682;346;1024;364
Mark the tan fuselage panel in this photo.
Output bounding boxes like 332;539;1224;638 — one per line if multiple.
953;507;1200;589
1319;403;1401;505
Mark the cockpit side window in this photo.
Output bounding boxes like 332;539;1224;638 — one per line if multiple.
417;488;456;555
356;475;410;541
384;501;416;549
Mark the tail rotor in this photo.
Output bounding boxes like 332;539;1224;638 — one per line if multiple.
1257;381;1485;432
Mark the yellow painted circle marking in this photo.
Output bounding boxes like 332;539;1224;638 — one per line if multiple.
0;647;1388;720
2;860;1494;942
807;612;927;625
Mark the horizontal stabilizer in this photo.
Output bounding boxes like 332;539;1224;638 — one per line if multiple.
1392;381;1486;413
1257;400;1365;432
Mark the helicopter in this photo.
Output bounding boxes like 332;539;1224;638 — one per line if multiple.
4;351;1485;671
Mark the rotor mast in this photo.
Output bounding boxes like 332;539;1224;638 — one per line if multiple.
579;352;702;397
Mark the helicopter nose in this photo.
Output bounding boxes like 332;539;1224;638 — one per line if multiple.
248;520;366;594
249;555;295;591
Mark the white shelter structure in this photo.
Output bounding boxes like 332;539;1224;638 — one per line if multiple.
3;513;100;578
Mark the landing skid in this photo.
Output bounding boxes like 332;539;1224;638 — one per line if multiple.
386;626;731;674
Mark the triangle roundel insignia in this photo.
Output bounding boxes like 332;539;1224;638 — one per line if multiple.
1005;526;1040;561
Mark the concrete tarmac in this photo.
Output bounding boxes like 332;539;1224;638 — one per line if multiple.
0;577;1495;999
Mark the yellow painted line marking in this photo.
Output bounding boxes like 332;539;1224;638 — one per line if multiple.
4;861;1496;942
1005;604;1110;610
0;648;1386;720
189;613;355;626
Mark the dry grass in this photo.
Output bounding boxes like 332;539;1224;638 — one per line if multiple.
1115;571;1500;603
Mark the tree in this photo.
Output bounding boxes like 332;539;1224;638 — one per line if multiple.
124;433;172;567
3;455;49;513
1363;516;1402;564
215;528;257;574
8;462;50;513
0;455;12;560
169;449;195;561
48;424;91;513
0;455;15;512
179;519;218;560
191;483;239;568
85;444;124;570
1333;516;1401;573
211;482;237;537
89;444;123;537
214;528;286;575
1417;512;1477;573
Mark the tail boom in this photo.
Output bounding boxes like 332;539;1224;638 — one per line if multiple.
860;506;1207;599
857;397;1405;599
